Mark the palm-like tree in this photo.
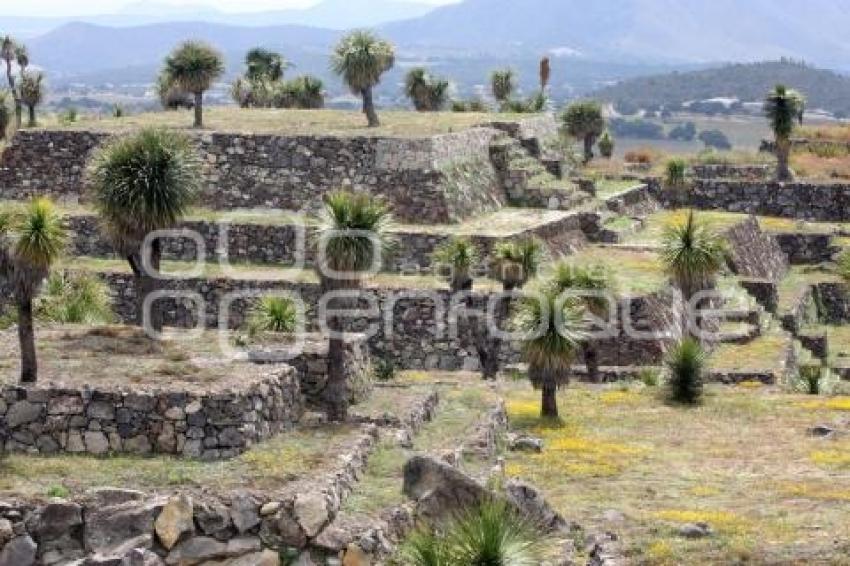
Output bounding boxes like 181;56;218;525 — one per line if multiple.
539;56;551;93
18;70;44;127
163;41;225;128
0;90;10;140
551;262;613;384
432;237;480;292
660;211;726;339
0;198;66;383
291;75;325;109
764;84;805;181
405;67;431;111
245;47;288;82
1;35;21;128
313;191;394;421
490;69;515;106
562;101;606;163
513;282;586;419
14;45;28;73
87;129;200;332
331;31;395;127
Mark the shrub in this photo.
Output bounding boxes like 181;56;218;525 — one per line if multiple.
638;368;660;387
838;250;850;283
399;499;544;566
58;107;78;125
799;364;822;395
598;131;614;158
432;237;480;291
665;338;705;405
698;129;733;150
112;104;125;118
668;121;697;141
374;358;396;382
665;158;688;187
246;296;297;335
624;148;654;164
36;271;113;324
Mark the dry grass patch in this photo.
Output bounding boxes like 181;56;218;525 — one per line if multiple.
56;108;525;138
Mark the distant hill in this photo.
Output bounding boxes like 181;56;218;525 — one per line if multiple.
592;61;850;118
382;0;850;68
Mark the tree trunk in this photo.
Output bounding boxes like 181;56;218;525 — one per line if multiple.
776;136;792;181
5;61;21;129
583;343;600;383
541;380;559;419
363;87;379;127
477;291;509;380
583;135;594;163
27;105;35;128
130;239;163;332
321;275;354;422
18;297;37;384
193;91;204;128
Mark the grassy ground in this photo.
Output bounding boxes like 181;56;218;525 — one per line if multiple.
556;246;668;295
501;379;850;564
0;422;360;499
777;267;843;315
65;256;503;291
54;108;527;138
707;330;792;375
594;179;645;200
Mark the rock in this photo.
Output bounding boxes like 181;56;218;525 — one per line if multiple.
86;534;154;565
600;510;626;523
6;401;42;428
342;545;370;566
258;502;280;517
504;479;568;533
587;532;624;566
165;536;260;566
85;431;110;455
201;549;279;566
678;522;713;539
195;500;232;539
84;488;147;508
275;509;307;548
155;495;194;550
294;493;329;538
292;552;318;566
808;425;835;437
0;535;37;566
85;500;165;553
229;494;260;534
507;433;543;453
28;501;83;541
122;548;166;566
0;519;13;548
402;456;488;520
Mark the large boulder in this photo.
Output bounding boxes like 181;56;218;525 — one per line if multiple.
402;456;489;520
155;495;194;550
85;499;165;553
164;536;260;566
504;479;568;533
0;535;37;566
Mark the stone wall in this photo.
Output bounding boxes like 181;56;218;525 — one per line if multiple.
723;217;789;281
0;365;302;459
815;282;850;324
285;335;373;410
772;233;840;265
662;180;850;221
691;164;772;180
0;127;507;224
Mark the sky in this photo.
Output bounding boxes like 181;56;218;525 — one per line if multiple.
4;0;458;17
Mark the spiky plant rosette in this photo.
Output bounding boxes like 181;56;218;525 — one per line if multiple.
665;337;706;405
660;210;727;298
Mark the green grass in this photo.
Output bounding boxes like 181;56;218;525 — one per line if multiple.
594;179;644;200
51;108;535;138
777;267;842;314
556;246;668;294
708;330;792;374
500;379;850;564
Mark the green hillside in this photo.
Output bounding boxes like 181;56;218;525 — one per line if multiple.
593;60;850;118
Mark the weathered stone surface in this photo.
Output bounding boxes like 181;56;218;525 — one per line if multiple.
342;544;370;566
228;494;260;534
678;522;713;539
0;535;37;566
201;549;279;566
402;456;489;520
507;433;543;453
293;493;329;538
6;401;42;428
122;547;166;566
155;495;194;550
504;479;568;533
85;500;164;553
194;501;232;539
29;501;83;541
164;536;260;566
0;519;12;548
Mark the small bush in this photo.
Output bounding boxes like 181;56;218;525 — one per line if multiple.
46;485;70;498
799;364;823;395
374;358;396;382
112;104;125;118
638;368;660;387
624;148;654;164
665;158;688;187
666;338;705;405
246;296;297;335
36;272;114;325
838;250;850;283
58;107;78;125
598;131;615;158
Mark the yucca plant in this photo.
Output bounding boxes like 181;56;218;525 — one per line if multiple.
87;128;200;332
246;296;297;335
2;35;21;128
665;338;705;405
0;198;66;383
162;41;225;128
490;69;515;105
660;210;727;306
513;282;586;419
18;70;44;128
764;84;805;181
798;364;822;395
313;191;394;420
493;238;544;292
36;271;113;324
665;158;688;188
432;237;480;292
550;262;613;384
331;31;395;127
598;131;615;159
561;101;606;164
400;500;544;566
290;75;325;109
244;47;288;82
